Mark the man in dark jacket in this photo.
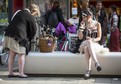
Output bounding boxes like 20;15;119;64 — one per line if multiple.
51;3;68;30
45;1;69;34
96;0;107;45
3;8;37;78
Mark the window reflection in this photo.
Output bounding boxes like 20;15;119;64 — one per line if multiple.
0;0;8;24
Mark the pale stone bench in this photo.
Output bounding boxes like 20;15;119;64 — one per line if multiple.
24;51;121;75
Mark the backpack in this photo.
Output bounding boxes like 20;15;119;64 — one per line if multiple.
47;11;59;28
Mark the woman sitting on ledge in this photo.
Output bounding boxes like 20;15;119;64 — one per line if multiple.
78;10;109;80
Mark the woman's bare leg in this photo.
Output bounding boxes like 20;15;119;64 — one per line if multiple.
86;41;98;63
84;46;91;71
86;40;101;71
18;54;27;77
84;46;92;80
8;50;16;75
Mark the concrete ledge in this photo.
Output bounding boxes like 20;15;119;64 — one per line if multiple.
24;51;121;75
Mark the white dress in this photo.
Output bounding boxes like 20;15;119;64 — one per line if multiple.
79;20;109;55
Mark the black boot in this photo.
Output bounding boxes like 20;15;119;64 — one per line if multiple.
84;70;91;80
95;62;102;72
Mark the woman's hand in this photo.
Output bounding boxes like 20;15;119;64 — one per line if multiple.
80;21;85;28
86;36;96;42
66;21;73;26
86;36;92;41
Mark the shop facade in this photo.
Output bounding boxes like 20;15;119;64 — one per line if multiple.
0;0;121;24
2;0;70;23
26;0;70;19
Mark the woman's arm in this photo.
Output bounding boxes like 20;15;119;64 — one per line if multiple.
94;22;102;42
78;21;85;40
78;30;84;40
31;11;38;16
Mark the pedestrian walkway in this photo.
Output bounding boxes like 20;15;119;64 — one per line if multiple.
0;63;121;84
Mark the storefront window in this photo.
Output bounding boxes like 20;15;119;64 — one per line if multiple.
0;0;8;24
26;0;69;19
26;0;46;12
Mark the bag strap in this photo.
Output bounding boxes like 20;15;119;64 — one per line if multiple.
11;10;21;21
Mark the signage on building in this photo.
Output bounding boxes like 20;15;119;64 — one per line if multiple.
72;7;77;15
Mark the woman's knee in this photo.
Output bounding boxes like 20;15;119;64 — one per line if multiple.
84;46;88;52
9;50;16;57
85;40;92;47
